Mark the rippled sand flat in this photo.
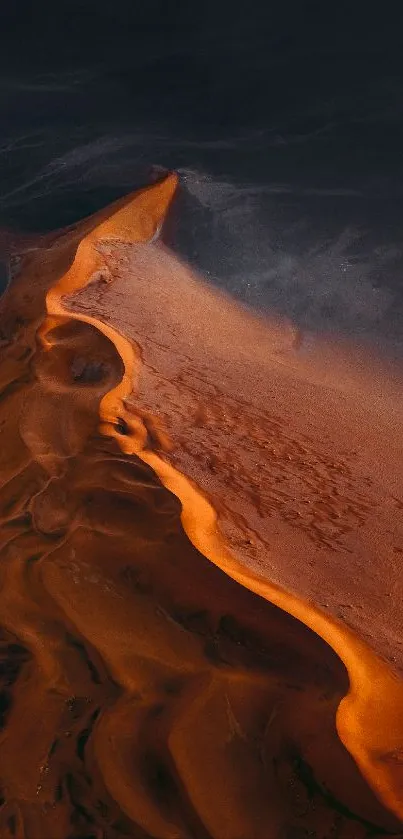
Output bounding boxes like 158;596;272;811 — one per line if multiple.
0;173;402;838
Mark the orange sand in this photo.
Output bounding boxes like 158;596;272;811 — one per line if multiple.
0;173;402;838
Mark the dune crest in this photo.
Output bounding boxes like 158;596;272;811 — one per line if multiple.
0;173;402;838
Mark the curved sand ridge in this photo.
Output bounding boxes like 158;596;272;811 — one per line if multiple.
0;172;402;837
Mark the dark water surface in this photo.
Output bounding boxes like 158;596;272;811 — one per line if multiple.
1;2;403;354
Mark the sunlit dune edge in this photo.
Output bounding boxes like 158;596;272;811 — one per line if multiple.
0;172;402;838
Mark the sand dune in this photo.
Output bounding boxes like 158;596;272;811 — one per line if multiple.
0;173;402;838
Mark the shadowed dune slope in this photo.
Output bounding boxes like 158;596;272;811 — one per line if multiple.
0;173;402;838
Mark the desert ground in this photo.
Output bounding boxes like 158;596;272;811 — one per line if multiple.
0;173;402;838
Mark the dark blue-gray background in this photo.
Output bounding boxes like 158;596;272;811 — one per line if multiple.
1;1;403;355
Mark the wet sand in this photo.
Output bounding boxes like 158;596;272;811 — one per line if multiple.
0;173;402;838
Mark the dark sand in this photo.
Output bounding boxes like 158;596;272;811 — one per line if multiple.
0;173;402;838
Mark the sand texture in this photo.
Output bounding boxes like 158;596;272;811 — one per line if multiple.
0;173;402;838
